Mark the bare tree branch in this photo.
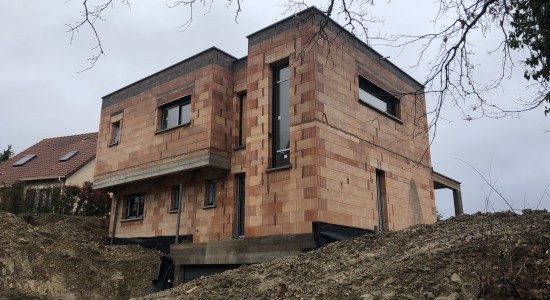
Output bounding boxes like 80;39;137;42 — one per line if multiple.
168;0;242;30
66;0;131;72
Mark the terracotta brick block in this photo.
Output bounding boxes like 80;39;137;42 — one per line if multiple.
99;15;435;242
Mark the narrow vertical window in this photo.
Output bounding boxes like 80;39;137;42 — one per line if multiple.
172;186;181;211
376;170;387;231
235;174;246;237
272;62;290;168
205;180;217;206
110;121;120;145
238;93;247;147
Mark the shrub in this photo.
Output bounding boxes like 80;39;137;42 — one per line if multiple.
0;181;111;217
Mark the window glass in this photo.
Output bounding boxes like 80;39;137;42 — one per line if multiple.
238;94;247;147
111;122;120;144
172;186;180;211
181;102;191;125
358;76;398;117
126;194;144;219
160;95;191;130
164;105;180;129
59;151;78;162
359;88;389;112
13;154;37;166
206;180;216;206
235;174;245;237
273;63;291;168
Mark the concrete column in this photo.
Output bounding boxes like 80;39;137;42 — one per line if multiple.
453;189;463;215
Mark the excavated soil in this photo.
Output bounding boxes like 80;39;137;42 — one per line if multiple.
1;211;548;300
141;211;550;300
0;213;163;300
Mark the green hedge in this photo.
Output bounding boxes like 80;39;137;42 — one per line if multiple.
0;181;111;216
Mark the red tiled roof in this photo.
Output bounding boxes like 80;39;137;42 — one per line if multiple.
0;133;98;187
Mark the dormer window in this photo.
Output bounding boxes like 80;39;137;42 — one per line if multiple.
13;154;36;166
59;151;78;162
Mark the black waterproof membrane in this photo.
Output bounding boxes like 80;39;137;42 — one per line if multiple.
147;256;174;294
312;221;374;247
109;235;192;254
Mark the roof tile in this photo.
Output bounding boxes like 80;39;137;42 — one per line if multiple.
0;133;97;187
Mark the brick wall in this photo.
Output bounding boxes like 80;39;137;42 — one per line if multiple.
99;10;435;242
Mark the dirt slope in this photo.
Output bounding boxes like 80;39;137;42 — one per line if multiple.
141;211;550;300
0;213;163;300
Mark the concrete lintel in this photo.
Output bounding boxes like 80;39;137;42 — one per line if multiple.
432;170;463;215
432;171;461;190
93;153;230;190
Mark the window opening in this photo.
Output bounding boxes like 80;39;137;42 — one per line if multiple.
272;63;290;168
206;180;217;206
110;121;121;145
172;186;181;211
126;194;144;219
376;170;387;231
235;174;246;237
359;76;398;117
238;93;247;147
160;95;191;130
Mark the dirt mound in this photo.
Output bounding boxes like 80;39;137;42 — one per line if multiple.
141;210;550;300
0;213;163;300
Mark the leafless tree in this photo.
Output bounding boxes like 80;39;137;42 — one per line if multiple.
67;0;548;126
284;1;548;135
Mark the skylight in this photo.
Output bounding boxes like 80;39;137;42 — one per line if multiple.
13;154;37;166
59;151;78;162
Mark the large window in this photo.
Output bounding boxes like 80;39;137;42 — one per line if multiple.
126;194;144;219
359;76;399;117
272;62;290;168
238;93;247;147
160;95;191;130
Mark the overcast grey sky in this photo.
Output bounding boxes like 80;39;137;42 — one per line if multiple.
0;1;548;218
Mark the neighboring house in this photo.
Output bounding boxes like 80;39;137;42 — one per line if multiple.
94;7;461;284
0;133;98;201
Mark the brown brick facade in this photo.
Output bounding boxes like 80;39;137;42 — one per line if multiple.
94;7;435;245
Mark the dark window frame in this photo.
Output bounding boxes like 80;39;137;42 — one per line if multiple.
171;186;181;212
110;121;121;146
271;62;291;169
125;194;145;220
205;180;217;207
358;75;400;119
375;170;388;231
235;174;246;237
237;93;247;148
159;95;191;131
